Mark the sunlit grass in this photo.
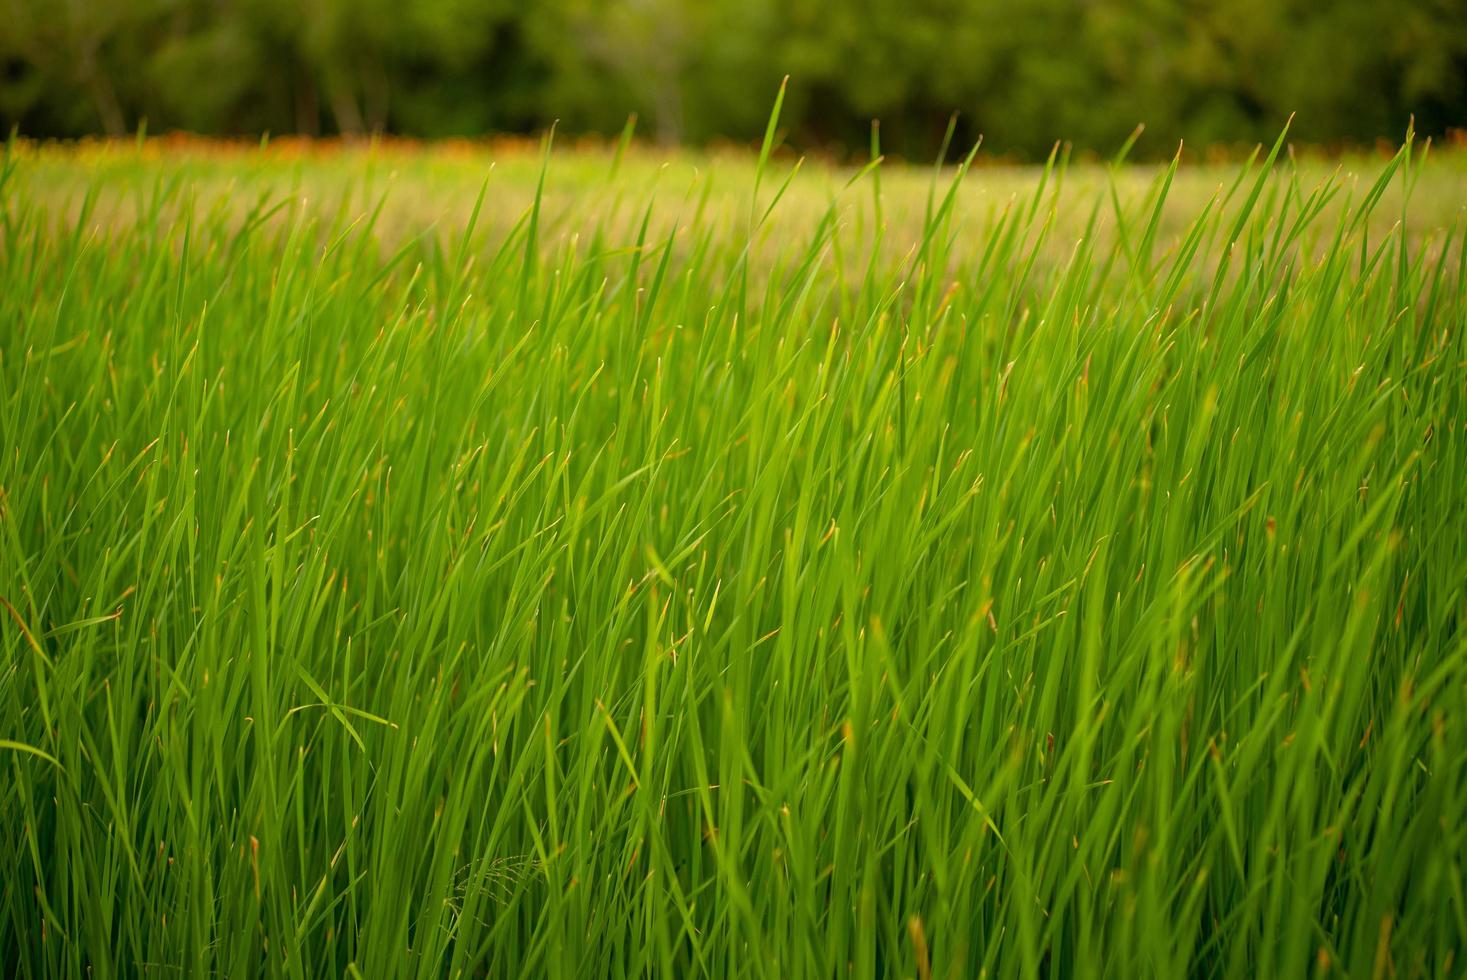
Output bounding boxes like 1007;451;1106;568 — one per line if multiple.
2;112;1465;978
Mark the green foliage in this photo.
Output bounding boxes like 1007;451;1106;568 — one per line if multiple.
2;0;1464;156
1;128;1465;976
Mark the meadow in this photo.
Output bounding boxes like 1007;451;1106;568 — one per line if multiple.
2;117;1466;978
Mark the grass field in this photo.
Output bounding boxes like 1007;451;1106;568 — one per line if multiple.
2;118;1466;978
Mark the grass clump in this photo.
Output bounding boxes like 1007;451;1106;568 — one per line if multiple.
1;118;1465;978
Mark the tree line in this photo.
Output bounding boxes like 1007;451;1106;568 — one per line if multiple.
3;0;1463;158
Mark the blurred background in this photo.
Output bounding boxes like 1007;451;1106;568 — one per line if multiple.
2;0;1464;159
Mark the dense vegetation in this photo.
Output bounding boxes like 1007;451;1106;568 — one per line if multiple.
3;0;1466;156
2;114;1466;977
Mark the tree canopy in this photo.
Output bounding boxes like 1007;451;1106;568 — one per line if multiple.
3;0;1463;157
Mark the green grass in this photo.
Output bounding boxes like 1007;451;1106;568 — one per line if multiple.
2;119;1465;978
